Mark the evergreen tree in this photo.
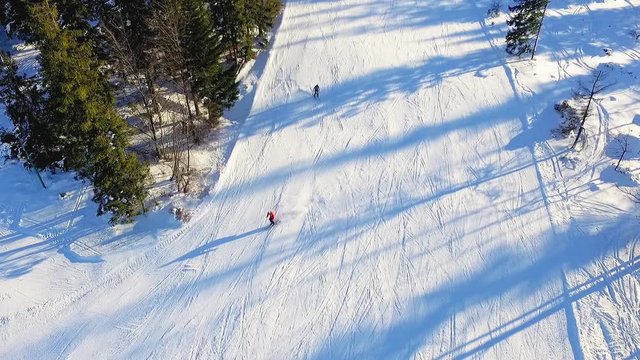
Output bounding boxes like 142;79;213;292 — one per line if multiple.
91;142;150;222
0;0;31;37
209;0;281;66
107;0;153;71
210;0;252;68
505;0;548;56
0;51;56;168
245;0;281;44
183;0;237;121
1;0;97;41
30;2;149;223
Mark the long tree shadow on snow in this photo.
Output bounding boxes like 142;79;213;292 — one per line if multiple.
280;0;509;38
163;226;270;266
306;210;639;359
434;256;639;359
239;47;504;139
0;173;181;278
220;59;634;200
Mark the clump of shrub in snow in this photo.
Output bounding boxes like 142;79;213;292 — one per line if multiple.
171;206;192;223
554;67;613;149
553;100;581;137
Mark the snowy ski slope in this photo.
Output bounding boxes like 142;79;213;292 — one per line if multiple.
1;0;639;359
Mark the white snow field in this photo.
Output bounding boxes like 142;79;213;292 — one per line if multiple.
2;0;640;359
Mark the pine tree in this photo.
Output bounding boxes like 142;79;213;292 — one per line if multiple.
210;0;253;68
0;51;59;169
505;0;548;56
30;2;150;223
110;0;153;71
209;0;281;66
1;0;96;41
183;0;238;122
91;143;150;222
0;0;31;37
245;0;281;45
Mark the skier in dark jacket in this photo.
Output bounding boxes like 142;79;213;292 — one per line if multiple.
312;84;320;99
266;211;276;226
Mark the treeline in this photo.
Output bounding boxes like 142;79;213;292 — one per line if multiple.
0;0;282;223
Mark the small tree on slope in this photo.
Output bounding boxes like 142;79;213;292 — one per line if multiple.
571;69;612;150
505;0;548;57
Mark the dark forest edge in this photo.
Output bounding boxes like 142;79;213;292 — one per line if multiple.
0;0;283;224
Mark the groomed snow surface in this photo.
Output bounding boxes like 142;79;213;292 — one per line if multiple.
1;0;640;358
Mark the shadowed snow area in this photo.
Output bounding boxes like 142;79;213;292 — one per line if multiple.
1;0;639;359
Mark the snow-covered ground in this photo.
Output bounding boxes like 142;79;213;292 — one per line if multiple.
1;0;639;358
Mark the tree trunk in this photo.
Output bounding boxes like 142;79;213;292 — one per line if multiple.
193;94;201;116
571;70;602;149
183;92;197;140
615;149;626;171
145;72;166;156
530;0;549;60
136;79;161;157
615;136;628;171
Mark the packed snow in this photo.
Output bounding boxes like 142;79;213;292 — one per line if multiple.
1;0;639;359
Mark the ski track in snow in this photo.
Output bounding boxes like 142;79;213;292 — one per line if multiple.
1;0;640;359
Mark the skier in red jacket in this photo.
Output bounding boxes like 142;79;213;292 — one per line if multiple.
266;211;276;226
